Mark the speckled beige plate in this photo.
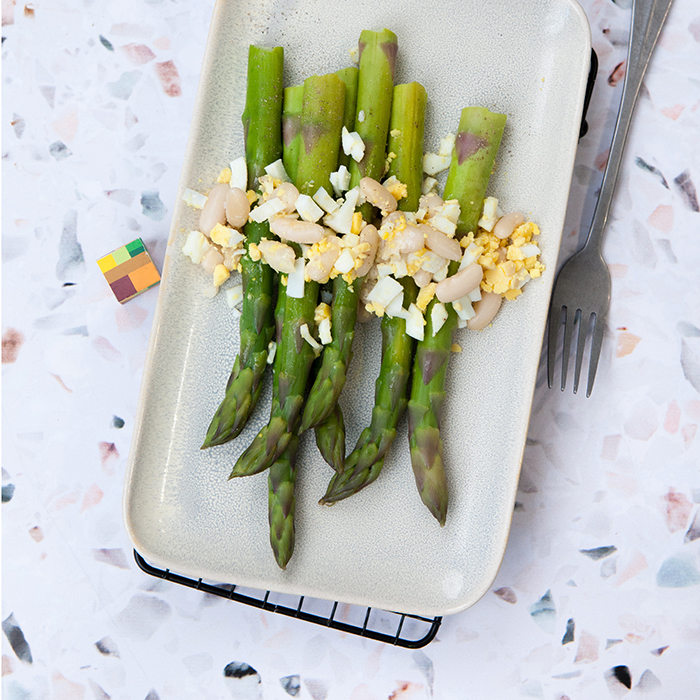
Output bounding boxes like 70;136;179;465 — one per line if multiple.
123;0;591;617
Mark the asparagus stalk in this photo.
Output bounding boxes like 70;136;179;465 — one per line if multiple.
282;85;304;185
268;436;298;569
314;403;346;473
231;72;346;479
298;29;397;434
408;106;506;525
321;82;426;504
336;66;359;169
201;46;283;449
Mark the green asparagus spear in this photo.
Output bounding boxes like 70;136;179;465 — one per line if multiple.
314;403;346;473
268;436;298;569
230;72;346;479
282;85;304;185
321;82;426;504
201;46;283;449
336;66;359;169
298;29;397;434
408;106;506;525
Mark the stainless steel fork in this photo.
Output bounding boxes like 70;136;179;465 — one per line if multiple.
547;0;674;397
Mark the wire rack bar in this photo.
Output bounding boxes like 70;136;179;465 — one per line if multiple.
133;550;441;648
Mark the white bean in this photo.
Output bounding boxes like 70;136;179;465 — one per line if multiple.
493;212;525;240
423;225;462;261
435;263;483;303
257;239;296;274
305;237;341;282
269;217;324;244
467;292;502;330
226;187;250;229
413;268;433;288
200;246;224;274
199;183;229;236
360;177;397;213
355;224;380;277
419;193;443;213
396;224;425;254
272;182;299;214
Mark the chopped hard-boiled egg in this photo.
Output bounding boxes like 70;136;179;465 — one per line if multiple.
249;196;287;223
299;323;322;355
330;165;351;196
213;264;230;288
286;258;305;298
229;157;247;191
296;194;324;222
313;186;339;214
341;127;365;162
182;188;208;209
431;302;449;336
226;283;244;308
478;196;499;231
264;158;290;182
182;230;211;264
405;303;426;340
423;152;451;176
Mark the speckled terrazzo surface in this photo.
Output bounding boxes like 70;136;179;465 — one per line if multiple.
3;0;700;697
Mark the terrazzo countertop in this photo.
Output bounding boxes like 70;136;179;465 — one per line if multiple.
3;0;699;698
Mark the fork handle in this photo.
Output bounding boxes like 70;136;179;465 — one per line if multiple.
584;0;674;254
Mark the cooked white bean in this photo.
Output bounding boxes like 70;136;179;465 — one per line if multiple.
419;193;443;213
413;268;433;288
423;225;462;261
355;224;380;277
396;224;424;253
199;183;229;236
272;182;299;214
200;246;224;274
226;187;250;228
360;177;397;214
305;236;341;282
435;263;483;303
269;217;324;244
467;292;502;330
493;212;525;239
257;239;296;274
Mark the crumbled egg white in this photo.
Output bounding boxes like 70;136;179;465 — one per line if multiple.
341;127;365;162
299;323;322;355
264;158;291;182
229;157;247;191
296;194;324;222
329;165;351;196
183;188;208;209
226;283;244;308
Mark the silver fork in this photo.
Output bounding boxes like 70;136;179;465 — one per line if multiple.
547;0;674;397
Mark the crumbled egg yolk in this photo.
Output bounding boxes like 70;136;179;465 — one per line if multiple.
314;302;331;324
351;212;364;235
416;283;437;311
248;242;262;262
246;189;258;205
217;167;232;184
213;264;230;287
383;176;407;201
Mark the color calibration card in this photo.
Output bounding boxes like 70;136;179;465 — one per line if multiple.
97;239;161;303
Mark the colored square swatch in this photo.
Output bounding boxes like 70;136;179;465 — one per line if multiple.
97;238;161;304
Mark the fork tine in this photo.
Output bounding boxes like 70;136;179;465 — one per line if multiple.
586;312;605;397
572;310;590;394
547;305;562;389
560;306;576;391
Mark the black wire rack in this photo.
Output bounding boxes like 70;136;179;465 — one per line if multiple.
134;551;442;648
132;50;597;651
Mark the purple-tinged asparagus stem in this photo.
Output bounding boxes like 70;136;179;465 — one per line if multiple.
408;106;506;525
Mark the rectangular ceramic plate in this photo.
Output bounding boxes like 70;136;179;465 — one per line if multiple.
123;0;591;617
